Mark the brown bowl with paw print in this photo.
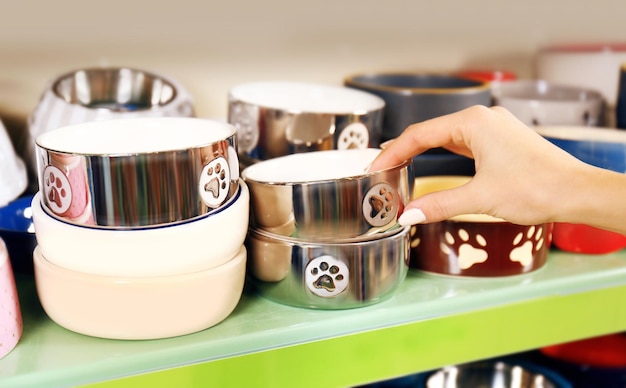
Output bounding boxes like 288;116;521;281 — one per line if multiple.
409;176;553;277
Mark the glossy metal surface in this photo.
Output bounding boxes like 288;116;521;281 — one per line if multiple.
228;81;385;161
23;67;195;187
246;225;410;309
35;118;239;228
242;149;412;239
424;361;565;388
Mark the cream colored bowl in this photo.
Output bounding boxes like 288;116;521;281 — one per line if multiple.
32;180;249;277
33;245;246;340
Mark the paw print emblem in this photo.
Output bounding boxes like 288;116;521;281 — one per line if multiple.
362;182;399;227
42;165;72;215
337;123;369;150
305;255;349;298
510;225;545;267
229;101;259;153
441;229;489;270
198;156;230;208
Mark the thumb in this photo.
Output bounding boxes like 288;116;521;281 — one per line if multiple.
398;183;481;226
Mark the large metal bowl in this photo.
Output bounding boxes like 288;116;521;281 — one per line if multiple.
246;225;410;310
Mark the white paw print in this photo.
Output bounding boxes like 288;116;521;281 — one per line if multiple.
362;183;399;227
337;123;369;150
42;165;72;215
305;255;349;298
441;229;489;270
198;156;230;208
229;102;259;153
510;225;545;267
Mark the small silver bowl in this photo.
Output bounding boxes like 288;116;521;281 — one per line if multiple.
23;67;195;186
241;149;412;239
422;360;571;388
35;117;239;228
246;225;410;309
228;81;385;161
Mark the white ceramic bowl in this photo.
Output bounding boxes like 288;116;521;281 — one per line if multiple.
491;80;605;127
33;245;246;340
0;238;22;358
31;179;249;277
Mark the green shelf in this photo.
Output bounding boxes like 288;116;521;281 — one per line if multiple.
2;249;626;387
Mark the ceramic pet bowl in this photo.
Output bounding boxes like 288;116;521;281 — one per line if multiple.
0;195;37;274
417;360;572;388
409;176;552;277
535;125;626;254
241;148;412;239
344;72;491;141
536;43;626;126
491;80;605;127
228;81;385;163
0;238;22;359
246;225;410;309
0;119;27;207
35;117;239;228
31;179;249;277
23;67;195;188
33;245;246;340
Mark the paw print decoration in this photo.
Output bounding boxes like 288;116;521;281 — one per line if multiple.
439;225;546;271
42;165;72;215
305;255;349;298
337;123;369;150
198;156;231;208
362;182;400;227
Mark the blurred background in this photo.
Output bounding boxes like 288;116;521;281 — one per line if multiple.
2;0;626;126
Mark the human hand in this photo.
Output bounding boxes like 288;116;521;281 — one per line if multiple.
369;105;593;227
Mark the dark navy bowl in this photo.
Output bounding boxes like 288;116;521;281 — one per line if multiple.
0;195;37;274
535;126;626;172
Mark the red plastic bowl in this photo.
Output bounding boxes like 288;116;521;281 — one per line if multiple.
552;222;626;254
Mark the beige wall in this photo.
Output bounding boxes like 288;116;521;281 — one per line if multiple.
2;0;626;139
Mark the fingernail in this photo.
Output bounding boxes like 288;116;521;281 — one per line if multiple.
380;139;394;149
398;208;426;226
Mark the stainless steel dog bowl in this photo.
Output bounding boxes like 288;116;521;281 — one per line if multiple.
228;81;385;161
247;225;410;309
241;149;412;239
23;67;195;186
422;360;570;388
35;117;239;228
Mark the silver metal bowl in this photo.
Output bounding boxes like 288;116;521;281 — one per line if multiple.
228;81;385;161
246;225;410;309
35;117;239;229
424;361;569;388
23;67;195;187
241;149;412;239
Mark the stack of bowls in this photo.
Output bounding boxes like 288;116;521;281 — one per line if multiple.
242;148;412;309
23;66;196;191
227;81;386;168
409;176;552;277
31;117;249;340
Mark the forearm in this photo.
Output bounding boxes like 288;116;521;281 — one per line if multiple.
556;164;626;235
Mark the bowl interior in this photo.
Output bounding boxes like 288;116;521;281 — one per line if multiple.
242;148;381;183
229;81;384;113
534;125;626;143
54;68;176;110
413;176;506;223
35;117;235;155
